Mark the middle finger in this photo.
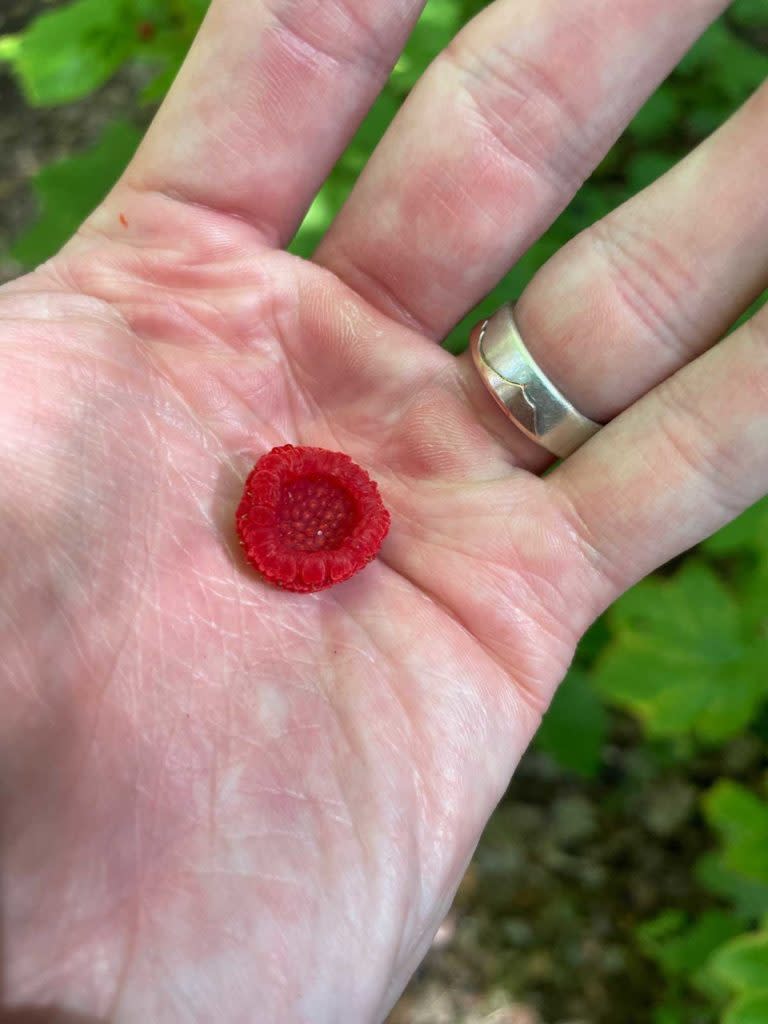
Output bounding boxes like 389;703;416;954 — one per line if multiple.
315;0;729;336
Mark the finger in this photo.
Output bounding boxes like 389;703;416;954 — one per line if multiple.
315;0;728;335
460;77;768;468
123;0;425;245
548;303;768;614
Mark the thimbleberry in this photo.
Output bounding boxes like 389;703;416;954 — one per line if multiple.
236;445;390;593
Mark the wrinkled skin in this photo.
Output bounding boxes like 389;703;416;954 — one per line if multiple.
1;190;586;1020
1;0;767;1021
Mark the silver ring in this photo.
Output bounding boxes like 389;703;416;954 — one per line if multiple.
470;303;602;458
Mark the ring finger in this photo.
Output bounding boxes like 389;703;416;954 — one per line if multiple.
463;77;768;469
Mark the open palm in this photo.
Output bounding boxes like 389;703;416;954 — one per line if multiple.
2;1;767;1021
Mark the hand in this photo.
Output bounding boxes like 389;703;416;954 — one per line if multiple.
1;0;766;1020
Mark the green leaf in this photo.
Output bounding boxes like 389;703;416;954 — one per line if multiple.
0;35;21;63
697;852;768;920
290;186;342;259
724;992;768;1024
2;0;136;106
628;87;682;144
638;909;688;944
637;910;743;980
730;0;768;27
459;0;492;19
574;616;612;667
133;2;210;103
679;21;768;102
702;782;768;887
703;498;768;559
594;564;768;742
627;151;677;193
704;499;768;639
135;29;194;102
535;670;607;777
686;103;734;139
742;561;768;640
12;121;142;267
733;289;768;334
652;1004;686;1024
711;930;768;991
140;59;184;103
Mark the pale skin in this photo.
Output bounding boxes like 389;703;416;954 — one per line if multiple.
1;0;767;1019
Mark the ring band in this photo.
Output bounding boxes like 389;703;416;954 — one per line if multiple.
470;303;603;458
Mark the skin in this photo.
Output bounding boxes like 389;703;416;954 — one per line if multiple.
1;0;767;1020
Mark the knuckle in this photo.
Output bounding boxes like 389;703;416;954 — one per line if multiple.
551;482;628;604
588;216;701;362
441;36;591;193
269;0;387;73
653;376;748;520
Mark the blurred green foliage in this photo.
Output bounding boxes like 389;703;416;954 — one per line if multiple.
704;783;768;890
1;0;767;1020
712;928;768;1024
594;562;768;744
636;910;744;1006
11;119;142;264
535;668;607;776
0;0;207;105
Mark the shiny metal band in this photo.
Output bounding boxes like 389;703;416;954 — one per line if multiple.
470;304;602;458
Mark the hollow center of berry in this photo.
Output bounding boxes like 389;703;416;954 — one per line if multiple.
277;474;357;552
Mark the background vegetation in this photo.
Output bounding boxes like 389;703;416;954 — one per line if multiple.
1;1;767;1021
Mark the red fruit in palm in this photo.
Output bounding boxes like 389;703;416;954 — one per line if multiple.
236;445;390;593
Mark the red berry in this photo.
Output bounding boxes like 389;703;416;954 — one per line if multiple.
236;445;390;593
137;20;155;41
